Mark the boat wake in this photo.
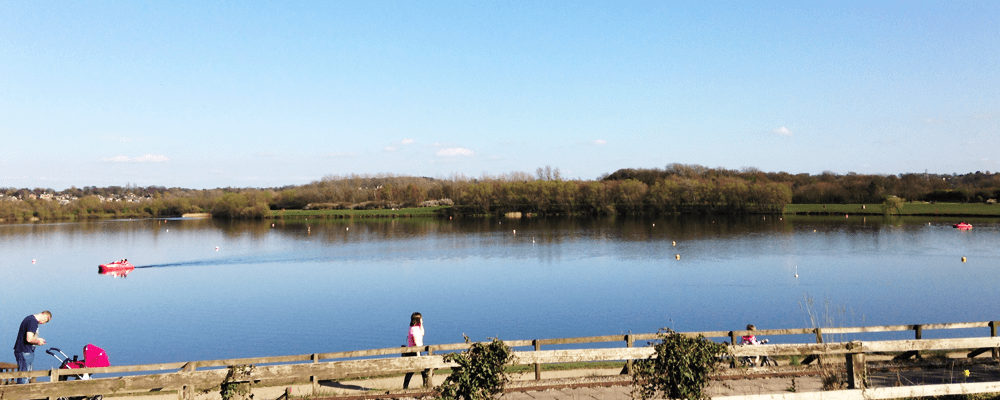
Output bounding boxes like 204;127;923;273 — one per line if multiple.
138;254;332;269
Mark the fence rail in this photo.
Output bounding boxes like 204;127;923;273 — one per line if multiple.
1;320;997;400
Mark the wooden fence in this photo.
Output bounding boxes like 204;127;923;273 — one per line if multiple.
0;320;997;400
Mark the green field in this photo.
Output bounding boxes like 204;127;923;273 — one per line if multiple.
271;206;447;218
784;202;1000;216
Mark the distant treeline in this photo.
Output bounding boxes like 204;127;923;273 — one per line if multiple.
1;164;998;221
604;164;1000;204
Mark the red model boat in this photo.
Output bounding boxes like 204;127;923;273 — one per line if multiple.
98;260;135;274
953;222;973;230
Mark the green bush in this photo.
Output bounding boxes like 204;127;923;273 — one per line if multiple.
220;364;254;400
437;336;515;400
630;328;729;400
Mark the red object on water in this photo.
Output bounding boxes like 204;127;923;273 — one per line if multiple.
98;260;134;274
953;222;973;230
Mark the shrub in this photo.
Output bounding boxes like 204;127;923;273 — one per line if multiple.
437;336;515;400
220;364;254;400
882;196;904;215
631;328;729;400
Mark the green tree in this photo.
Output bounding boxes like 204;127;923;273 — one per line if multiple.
882;196;904;215
212;193;249;219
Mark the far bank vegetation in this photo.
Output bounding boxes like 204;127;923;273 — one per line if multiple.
2;165;999;221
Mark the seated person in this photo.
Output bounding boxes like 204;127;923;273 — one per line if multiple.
741;324;760;345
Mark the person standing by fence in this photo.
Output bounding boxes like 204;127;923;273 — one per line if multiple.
13;311;51;384
402;312;426;389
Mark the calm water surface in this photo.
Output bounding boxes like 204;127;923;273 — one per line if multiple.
2;215;999;369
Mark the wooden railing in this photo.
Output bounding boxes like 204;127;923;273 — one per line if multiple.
0;362;17;385
0;320;997;400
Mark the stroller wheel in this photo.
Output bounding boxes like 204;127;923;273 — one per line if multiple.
90;395;104;400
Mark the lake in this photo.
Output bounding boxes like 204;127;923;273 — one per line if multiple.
2;214;998;369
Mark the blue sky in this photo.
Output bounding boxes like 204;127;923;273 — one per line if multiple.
2;1;997;190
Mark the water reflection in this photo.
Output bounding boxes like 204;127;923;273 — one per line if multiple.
98;268;131;278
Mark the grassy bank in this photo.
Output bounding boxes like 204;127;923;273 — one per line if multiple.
272;206;447;218
785;202;1000;217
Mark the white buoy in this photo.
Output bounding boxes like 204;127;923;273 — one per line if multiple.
794;266;798;278
652;223;655;227
346;227;349;231
672;241;676;246
675;254;681;260
166;229;169;232
215;246;219;251
31;259;36;264
513;229;516;235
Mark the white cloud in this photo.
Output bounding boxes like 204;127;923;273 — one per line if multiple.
436;147;474;157
594;139;607;145
772;127;793;136
101;154;169;162
385;146;398;152
134;154;169;162
401;138;415;144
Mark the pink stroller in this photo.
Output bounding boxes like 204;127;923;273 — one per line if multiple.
46;344;110;381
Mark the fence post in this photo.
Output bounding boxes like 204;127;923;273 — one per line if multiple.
48;368;58;400
728;331;739;368
625;334;634;375
891;325;925;361
802;328;823;365
845;352;866;389
533;340;541;380
991;321;999;359
914;324;923;360
180;362;197;400
310;353;319;395
423;346;434;389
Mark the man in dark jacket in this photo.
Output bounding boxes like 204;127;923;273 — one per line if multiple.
13;311;51;384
